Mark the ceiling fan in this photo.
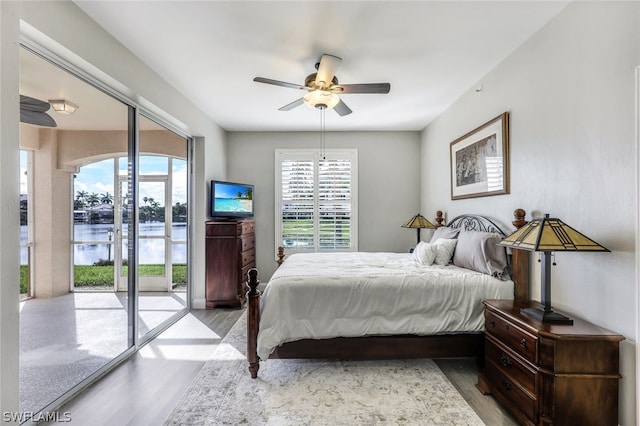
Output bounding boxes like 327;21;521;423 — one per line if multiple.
20;95;57;127
253;54;390;116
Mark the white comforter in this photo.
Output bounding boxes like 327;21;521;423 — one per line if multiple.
257;252;514;360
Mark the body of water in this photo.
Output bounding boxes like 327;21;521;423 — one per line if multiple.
20;223;187;265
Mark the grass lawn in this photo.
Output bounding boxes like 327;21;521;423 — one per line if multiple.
20;264;187;294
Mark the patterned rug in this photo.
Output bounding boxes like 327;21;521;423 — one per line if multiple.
165;314;484;425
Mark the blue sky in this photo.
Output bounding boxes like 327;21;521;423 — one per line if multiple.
21;151;186;204
216;182;251;199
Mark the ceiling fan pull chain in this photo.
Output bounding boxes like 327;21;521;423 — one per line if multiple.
320;107;326;160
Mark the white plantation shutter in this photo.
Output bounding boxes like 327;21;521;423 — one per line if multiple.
281;159;315;248
318;158;352;249
276;149;358;254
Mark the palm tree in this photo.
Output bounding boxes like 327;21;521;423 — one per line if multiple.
86;193;100;207
100;192;113;205
75;190;88;208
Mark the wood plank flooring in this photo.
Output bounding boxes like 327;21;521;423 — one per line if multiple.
51;308;517;425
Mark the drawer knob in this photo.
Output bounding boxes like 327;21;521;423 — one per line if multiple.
501;354;512;367
501;380;512;391
488;320;495;328
520;339;527;348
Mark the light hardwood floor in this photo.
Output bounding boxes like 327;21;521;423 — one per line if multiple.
50;308;517;425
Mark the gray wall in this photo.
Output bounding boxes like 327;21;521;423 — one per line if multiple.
420;2;639;423
226;131;421;281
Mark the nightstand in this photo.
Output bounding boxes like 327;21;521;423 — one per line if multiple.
477;299;624;426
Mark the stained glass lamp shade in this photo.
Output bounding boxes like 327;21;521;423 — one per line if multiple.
402;214;435;244
498;214;609;324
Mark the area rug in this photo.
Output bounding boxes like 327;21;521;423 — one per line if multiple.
165;314;484;425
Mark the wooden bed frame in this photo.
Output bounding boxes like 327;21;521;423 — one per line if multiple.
246;209;530;378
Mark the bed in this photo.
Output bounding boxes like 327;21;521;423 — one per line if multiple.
246;209;530;378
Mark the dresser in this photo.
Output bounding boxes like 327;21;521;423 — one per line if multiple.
478;299;623;426
205;220;255;308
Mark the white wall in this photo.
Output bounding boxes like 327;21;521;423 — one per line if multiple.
421;2;639;424
0;2;22;418
225;131;421;282
0;1;226;416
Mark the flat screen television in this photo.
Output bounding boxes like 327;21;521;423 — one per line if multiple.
210;180;254;219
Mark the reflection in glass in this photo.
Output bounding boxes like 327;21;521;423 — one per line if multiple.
18;47;131;414
20;150;32;300
137;115;189;339
140;155;168;175
18;46;191;416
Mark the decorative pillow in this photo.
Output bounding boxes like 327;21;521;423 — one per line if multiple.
452;229;508;277
412;241;437;265
429;226;460;243
412;241;425;262
433;238;458;266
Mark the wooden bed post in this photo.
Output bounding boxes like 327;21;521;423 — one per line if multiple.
510;209;530;300
276;246;285;268
435;210;444;228
246;268;260;379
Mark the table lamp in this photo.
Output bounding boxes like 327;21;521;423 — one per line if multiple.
498;214;610;325
402;213;435;244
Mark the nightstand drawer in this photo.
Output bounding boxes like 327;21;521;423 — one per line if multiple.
485;310;538;363
485;337;537;395
485;359;537;422
480;300;623;426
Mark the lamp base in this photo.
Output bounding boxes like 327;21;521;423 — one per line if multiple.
521;307;574;325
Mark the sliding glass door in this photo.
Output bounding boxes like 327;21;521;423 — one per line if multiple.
19;44;191;416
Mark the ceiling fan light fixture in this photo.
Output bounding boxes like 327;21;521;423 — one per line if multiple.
303;90;339;110
49;99;79;114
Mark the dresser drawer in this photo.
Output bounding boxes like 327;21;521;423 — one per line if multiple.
206;220;255;236
485;337;537;395
206;222;235;236
240;220;255;235
240;248;255;267
485;359;538;422
241;234;255;251
485;310;538;364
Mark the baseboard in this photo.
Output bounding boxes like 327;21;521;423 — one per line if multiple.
192;298;206;309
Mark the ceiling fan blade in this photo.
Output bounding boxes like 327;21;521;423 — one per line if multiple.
20;95;51;112
254;77;308;91
332;83;391;94
20;109;57;127
333;99;352;116
314;54;342;89
278;98;305;111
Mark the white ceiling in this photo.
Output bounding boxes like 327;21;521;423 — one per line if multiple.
34;1;569;132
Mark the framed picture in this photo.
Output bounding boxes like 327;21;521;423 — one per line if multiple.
450;112;509;200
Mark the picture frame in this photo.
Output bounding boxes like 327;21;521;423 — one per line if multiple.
450;112;509;200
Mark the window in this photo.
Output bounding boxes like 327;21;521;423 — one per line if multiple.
275;149;358;254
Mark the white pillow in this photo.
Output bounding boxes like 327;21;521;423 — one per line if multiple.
419;242;437;265
412;241;425;262
412;241;437;265
433;238;458;266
